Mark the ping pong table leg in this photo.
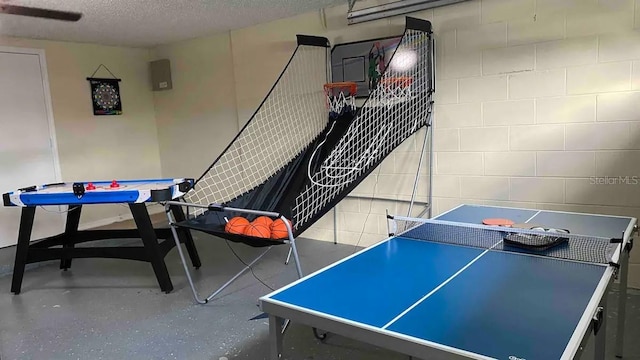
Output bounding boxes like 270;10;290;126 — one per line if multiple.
11;207;36;294
615;246;630;358
269;314;284;360
595;295;608;360
60;205;82;270
130;203;173;293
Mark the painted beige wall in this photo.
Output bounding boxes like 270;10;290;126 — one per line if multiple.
150;33;239;179
0;36;161;228
231;12;325;126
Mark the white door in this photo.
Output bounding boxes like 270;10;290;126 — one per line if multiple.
0;48;63;247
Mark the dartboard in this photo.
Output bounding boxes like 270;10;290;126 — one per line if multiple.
93;83;120;111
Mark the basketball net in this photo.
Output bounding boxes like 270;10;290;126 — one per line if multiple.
307;120;391;188
324;82;357;119
374;76;413;105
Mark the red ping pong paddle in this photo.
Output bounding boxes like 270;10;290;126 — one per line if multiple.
482;218;514;227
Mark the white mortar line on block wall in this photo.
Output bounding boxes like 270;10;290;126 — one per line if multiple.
505;10;509;45
562;122;567;151
594;91;599;122
454;28;458;51
564;67;568;96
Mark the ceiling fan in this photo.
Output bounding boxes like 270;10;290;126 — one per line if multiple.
0;3;82;21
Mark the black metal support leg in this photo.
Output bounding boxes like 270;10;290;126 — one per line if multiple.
129;203;173;293
11;207;36;294
60;205;82;270
170;205;201;269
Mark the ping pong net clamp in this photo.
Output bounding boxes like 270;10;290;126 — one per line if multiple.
386;213;397;237
608;231;634;280
324;81;357;119
608;232;633;269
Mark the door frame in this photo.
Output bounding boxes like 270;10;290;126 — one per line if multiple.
0;46;61;182
0;46;64;247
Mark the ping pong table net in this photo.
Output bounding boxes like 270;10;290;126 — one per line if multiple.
388;215;620;265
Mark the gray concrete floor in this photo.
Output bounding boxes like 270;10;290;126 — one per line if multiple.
0;222;639;360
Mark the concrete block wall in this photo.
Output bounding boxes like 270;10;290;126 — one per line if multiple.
303;0;640;286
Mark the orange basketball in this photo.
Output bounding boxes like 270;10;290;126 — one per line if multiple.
225;217;250;235
253;216;274;227
243;222;271;238
270;218;293;240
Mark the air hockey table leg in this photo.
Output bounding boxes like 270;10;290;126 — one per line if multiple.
129;203;173;293
60;205;82;270
11;207;36;294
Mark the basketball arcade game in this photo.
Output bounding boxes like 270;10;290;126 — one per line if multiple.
325;28;434;222
163;17;435;305
2;178;201;293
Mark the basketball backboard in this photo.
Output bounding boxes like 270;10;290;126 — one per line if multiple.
331;35;403;98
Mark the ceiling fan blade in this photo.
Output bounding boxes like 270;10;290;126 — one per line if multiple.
0;4;82;21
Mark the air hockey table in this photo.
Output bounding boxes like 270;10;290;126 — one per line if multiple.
2;178;201;294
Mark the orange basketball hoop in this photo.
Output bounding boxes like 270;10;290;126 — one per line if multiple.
324;82;357;118
379;76;412;88
375;76;413;103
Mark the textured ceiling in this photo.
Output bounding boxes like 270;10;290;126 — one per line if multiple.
0;0;345;48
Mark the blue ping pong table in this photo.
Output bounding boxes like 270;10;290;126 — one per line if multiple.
260;204;638;359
